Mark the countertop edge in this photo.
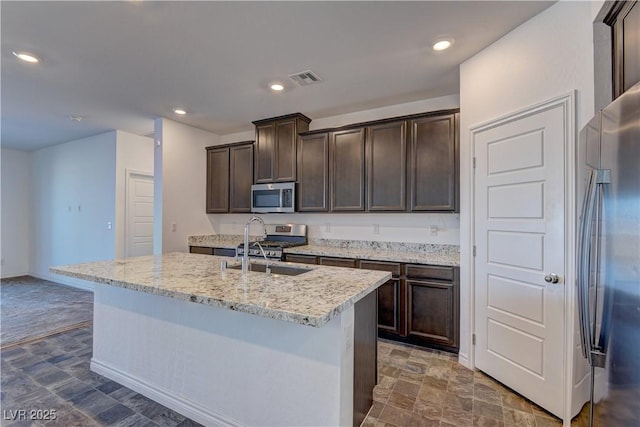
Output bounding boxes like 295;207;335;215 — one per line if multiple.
49;262;390;328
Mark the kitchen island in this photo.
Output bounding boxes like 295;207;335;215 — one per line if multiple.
51;253;390;427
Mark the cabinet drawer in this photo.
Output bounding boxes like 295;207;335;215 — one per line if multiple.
405;264;454;281
359;260;402;278
319;257;358;268
190;246;214;255
284;254;318;265
213;248;236;257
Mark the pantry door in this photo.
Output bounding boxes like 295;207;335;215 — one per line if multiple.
473;95;572;418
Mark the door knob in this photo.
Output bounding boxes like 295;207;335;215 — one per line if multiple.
544;273;559;284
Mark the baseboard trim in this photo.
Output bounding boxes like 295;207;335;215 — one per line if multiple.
458;351;471;369
90;359;241;427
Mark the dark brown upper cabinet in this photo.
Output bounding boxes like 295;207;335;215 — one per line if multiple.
229;143;254;212
408;113;459;212
366;121;407;211
206;142;253;214
331;128;366;211
253;113;311;183
606;0;639;98
206;146;229;213
297;133;329;212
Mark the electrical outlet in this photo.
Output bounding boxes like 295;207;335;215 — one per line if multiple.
171;223;177;232
373;224;380;234
430;225;438;236
107;221;112;230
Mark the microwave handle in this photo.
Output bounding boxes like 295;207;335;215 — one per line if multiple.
279;189;284;209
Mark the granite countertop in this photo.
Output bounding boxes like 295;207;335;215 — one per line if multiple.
188;234;460;267
188;234;245;249
50;253;390;328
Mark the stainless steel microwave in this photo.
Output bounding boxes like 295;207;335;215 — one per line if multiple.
251;182;295;213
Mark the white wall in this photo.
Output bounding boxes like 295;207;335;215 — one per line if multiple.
114;131;154;259
215;95;461;245
459;0;596;389
154;119;220;254
30;132;117;290
1;148;31;278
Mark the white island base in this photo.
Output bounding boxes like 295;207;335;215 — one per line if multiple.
90;283;377;426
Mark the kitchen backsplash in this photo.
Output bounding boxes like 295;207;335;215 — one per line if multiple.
206;213;460;245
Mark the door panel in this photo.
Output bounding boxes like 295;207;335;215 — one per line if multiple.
474;100;568;418
126;172;154;257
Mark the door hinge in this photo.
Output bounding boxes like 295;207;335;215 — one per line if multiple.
472;334;476;345
473;246;476;257
473;157;476;169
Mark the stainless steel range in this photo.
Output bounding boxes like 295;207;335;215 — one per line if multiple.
236;224;307;261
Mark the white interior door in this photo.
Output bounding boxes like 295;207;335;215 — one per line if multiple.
473;99;569;418
126;171;154;257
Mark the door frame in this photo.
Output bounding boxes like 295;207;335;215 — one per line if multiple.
468;92;576;424
124;169;154;258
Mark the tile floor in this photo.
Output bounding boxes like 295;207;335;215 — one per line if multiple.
2;324;579;427
363;339;565;427
0;326;202;427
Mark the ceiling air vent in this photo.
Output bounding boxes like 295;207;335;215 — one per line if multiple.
288;70;323;86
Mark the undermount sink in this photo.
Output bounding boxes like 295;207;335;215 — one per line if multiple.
228;263;311;276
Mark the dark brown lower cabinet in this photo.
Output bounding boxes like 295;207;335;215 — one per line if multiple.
359;260;404;336
404;264;459;351
285;253;460;353
318;256;357;268
190;246;214;255
189;246;235;257
283;254;318;264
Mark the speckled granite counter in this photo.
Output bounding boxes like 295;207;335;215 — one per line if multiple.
187;234;244;249
284;239;459;267
188;235;460;266
50;252;389;327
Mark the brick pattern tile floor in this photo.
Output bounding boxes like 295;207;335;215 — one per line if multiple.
363;340;566;427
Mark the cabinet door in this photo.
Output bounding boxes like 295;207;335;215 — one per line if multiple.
275;119;297;182
297;133;329;211
366;121;406;211
408;114;458;211
254;123;275;183
609;0;640;97
359;260;404;335
229;144;254;213
331;128;366;211
406;279;459;349
206;147;230;213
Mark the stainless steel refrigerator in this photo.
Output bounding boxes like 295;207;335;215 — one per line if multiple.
577;81;640;426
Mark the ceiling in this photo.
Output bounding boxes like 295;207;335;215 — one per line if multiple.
1;1;554;151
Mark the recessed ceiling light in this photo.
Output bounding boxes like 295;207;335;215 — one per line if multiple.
432;39;454;51
12;51;40;63
69;115;83;122
173;108;187;115
269;83;284;92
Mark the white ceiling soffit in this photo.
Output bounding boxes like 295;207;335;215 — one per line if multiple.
1;1;555;151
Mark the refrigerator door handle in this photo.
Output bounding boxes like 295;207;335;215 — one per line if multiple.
577;169;611;367
577;169;597;362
